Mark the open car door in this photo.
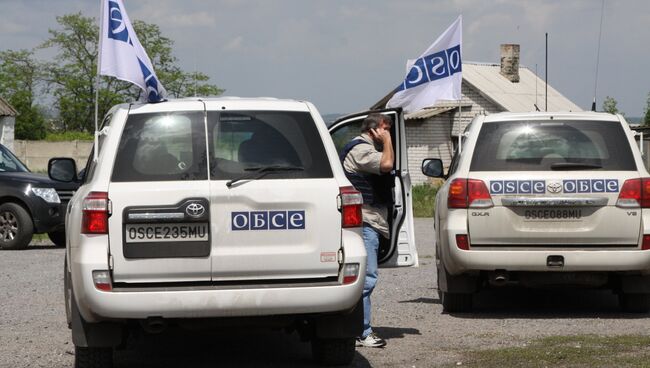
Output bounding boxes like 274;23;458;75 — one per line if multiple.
329;108;418;267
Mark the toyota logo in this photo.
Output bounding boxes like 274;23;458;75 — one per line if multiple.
546;181;562;194
186;203;205;218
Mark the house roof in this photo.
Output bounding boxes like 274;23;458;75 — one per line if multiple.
462;62;581;112
0;97;17;117
370;62;582;114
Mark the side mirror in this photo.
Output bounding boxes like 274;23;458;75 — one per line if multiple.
48;158;78;182
421;158;444;178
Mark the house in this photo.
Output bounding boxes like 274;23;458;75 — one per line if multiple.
0;97;17;150
372;44;582;185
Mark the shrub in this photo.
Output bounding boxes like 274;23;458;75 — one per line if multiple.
412;183;440;218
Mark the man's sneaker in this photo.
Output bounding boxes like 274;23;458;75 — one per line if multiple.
356;333;386;348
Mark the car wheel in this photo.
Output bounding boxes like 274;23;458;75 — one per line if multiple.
440;291;473;313
74;346;113;368
0;203;34;250
311;337;355;366
48;230;67;247
619;293;650;313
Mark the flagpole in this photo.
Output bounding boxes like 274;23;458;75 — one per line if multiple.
457;100;462;154
94;0;103;162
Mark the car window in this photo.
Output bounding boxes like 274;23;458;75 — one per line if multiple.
208;111;332;179
0;145;29;173
111;111;207;182
470;120;636;171
330;121;362;154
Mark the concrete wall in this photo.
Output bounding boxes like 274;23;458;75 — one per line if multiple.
406;83;503;185
13;140;92;172
0;116;15;151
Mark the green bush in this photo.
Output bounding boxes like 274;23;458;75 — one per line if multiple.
412;183;439;218
45;131;94;142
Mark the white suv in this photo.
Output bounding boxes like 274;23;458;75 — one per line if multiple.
49;98;418;367
423;112;650;313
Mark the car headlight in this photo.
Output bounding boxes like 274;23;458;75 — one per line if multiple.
31;188;61;204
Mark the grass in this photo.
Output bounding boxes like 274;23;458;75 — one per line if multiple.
455;335;650;368
412;183;439;218
45;131;94;141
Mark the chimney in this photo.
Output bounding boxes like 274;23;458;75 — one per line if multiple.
500;44;520;83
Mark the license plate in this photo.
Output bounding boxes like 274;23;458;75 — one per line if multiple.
125;223;209;243
523;208;583;221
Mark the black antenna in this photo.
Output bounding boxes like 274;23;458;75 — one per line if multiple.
545;33;549;112
592;0;605;111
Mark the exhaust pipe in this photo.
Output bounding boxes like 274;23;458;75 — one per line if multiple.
141;317;167;334
489;270;509;287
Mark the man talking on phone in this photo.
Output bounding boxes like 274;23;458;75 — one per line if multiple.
339;113;394;348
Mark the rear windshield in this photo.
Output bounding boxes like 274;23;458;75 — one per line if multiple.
470;120;636;171
208;111;333;179
112;111;207;182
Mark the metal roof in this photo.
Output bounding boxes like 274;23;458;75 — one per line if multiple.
404;102;472;120
462;62;582;112
0;97;17;117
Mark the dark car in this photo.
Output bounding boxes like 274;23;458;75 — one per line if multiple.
0;143;78;249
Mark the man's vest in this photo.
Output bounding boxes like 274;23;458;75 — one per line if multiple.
339;138;392;206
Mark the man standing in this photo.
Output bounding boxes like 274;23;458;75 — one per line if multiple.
340;113;394;348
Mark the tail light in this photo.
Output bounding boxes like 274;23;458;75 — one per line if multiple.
339;186;363;228
643;235;650;251
456;234;470;250
342;263;360;284
92;270;112;292
448;179;493;209
82;191;110;234
617;178;650;208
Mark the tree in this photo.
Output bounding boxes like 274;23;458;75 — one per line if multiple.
0;50;48;139
602;96;624;116
641;92;650;126
40;13;223;133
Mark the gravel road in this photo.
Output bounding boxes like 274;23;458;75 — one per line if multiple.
2;219;650;367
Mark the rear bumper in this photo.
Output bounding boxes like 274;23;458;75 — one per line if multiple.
440;211;650;275
445;247;650;274
71;232;367;323
76;277;364;322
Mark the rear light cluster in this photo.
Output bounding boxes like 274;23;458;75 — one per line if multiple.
455;234;470;250
92;270;112;292
448;179;493;209
617;178;650;208
342;263;360;285
339;186;363;228
82;191;111;234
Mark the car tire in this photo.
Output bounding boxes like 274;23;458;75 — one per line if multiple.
311;337;355;366
619;293;650;313
74;346;113;368
440;291;473;313
0;202;34;250
48;230;67;247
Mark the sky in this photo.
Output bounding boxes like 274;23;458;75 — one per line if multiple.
1;0;649;116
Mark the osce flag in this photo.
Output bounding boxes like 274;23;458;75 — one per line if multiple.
387;16;462;113
99;0;166;102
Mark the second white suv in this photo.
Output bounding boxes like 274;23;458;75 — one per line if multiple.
50;98;418;367
423;112;650;313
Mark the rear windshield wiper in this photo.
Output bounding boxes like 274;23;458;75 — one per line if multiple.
550;162;603;170
226;165;304;188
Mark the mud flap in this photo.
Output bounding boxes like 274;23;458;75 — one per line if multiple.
437;263;479;293
314;298;363;339
71;293;123;348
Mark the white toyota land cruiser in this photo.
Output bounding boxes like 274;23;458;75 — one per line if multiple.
49;98;418;367
423;112;650;313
